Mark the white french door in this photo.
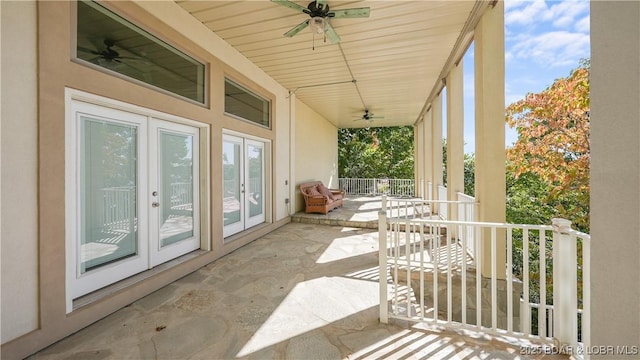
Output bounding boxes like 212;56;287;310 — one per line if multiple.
149;120;200;266
222;134;266;238
67;99;201;302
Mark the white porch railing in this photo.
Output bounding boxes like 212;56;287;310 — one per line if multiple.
437;185;448;219
101;183;193;230
384;196;477;223
392;182;478;258
339;178;415;197
170;182;193;210
457;192;477;258
378;199;590;355
102;186;136;232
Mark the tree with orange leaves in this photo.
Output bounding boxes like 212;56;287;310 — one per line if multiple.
506;59;590;231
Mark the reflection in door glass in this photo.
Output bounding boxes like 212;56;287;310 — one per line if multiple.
159;131;194;247
80;117;138;273
223;141;242;227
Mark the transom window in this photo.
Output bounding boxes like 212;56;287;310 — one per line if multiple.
75;0;206;104
225;79;271;128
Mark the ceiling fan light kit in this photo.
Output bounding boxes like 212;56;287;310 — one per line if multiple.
271;0;370;45
309;17;326;34
271;0;380;123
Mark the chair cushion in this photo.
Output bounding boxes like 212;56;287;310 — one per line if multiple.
317;183;335;200
306;186;322;196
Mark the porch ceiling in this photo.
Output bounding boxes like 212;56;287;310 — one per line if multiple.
176;0;488;128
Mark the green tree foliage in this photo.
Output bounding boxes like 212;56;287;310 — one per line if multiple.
338;126;414;179
506;59;590;232
505;60;590;335
441;139;475;196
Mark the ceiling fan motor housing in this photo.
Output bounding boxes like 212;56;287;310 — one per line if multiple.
304;1;332;18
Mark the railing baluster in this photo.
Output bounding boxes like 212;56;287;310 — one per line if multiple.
433;222;439;321
393;222;399;317
475;225;482;329
507;227;513;333
405;220;412;317
378;208;388;323
461;218;467;326
582;233;591;357
419;224;425;320
523;228;531;335
447;224;452;323
539;229;547;338
491;226;497;330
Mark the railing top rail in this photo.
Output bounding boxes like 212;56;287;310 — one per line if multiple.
386;198;478;205
569;230;591;240
102;186;136;190
386;217;554;230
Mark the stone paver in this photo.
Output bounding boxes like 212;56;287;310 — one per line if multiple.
28;214;565;359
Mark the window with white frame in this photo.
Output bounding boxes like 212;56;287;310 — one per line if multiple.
224;79;271;128
75;0;206;104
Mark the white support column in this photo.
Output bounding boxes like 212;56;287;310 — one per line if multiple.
424;109;434;200
431;93;444;201
552;218;578;348
474;2;506;278
414;121;424;198
447;61;465;220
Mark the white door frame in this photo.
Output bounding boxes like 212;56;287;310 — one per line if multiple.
222;133;267;238
66;100;150;301
244;139;266;228
65;89;210;312
148;119;201;267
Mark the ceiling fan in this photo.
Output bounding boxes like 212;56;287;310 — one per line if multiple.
271;0;370;44
78;38;130;63
77;38;153;81
353;110;384;122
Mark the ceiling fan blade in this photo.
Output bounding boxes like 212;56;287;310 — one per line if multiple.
77;46;99;55
331;7;371;18
324;22;341;43
271;0;306;12
283;20;309;37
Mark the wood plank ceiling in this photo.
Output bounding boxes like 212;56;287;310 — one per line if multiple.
176;0;485;128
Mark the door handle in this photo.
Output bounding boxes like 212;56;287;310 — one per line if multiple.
152;202;160;208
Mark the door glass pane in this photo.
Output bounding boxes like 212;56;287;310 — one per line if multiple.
159;131;194;247
76;1;206;103
223;141;242;227
247;143;263;218
80;117;137;273
224;79;270;127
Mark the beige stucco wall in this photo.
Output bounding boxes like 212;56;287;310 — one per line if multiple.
0;0;39;343
1;1;298;357
590;1;640;355
135;1;293;223
294;99;339;213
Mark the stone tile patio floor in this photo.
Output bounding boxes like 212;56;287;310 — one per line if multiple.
29;198;566;359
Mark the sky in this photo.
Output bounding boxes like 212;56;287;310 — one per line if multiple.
459;0;591;154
